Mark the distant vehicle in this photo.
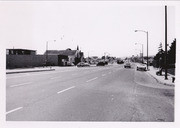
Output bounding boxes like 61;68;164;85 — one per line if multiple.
104;61;108;65
77;62;90;67
117;60;124;64
124;62;131;68
97;61;106;66
137;64;146;71
67;62;74;66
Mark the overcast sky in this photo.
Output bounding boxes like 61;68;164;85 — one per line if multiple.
0;1;176;58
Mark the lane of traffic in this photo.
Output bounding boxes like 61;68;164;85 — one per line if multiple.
6;64;122;88
6;65;134;121
6;65;123;112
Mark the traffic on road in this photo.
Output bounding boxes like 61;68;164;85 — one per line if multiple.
6;63;174;121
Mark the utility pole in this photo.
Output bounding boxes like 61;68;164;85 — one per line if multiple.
135;30;149;70
135;43;143;64
147;31;149;70
46;41;48;66
104;52;105;63
142;44;143;63
45;40;56;66
165;5;168;80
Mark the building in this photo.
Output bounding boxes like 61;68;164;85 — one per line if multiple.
6;48;57;69
44;46;84;66
6;46;84;69
6;49;36;55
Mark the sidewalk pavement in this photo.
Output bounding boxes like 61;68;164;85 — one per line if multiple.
147;66;175;86
6;67;55;74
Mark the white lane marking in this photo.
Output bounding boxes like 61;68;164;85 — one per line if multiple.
50;76;61;80
6;73;31;79
6;69;77;79
86;77;98;82
10;82;32;88
57;86;75;94
6;107;23;115
102;74;106;76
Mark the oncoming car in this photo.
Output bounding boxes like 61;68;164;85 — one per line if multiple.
137;64;147;71
124;62;131;68
77;62;90;67
96;61;107;66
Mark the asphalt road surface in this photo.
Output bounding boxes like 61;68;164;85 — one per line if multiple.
6;63;174;121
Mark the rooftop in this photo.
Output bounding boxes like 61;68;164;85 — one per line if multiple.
45;49;77;56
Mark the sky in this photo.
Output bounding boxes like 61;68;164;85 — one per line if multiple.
0;1;176;58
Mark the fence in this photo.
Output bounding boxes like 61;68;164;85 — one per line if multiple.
6;55;58;69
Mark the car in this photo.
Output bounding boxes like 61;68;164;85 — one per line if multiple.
117;60;124;64
96;61;106;66
137;64;146;71
124;62;131;68
66;62;74;66
77;62;90;67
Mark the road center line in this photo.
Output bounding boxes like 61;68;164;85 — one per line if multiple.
10;82;32;88
6;107;23;115
57;86;75;94
86;77;98;82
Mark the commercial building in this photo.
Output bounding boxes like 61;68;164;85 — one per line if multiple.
6;47;84;69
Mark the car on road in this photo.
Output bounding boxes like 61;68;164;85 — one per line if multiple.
124;62;131;68
96;61;107;66
77;62;90;67
117;60;124;64
136;63;146;71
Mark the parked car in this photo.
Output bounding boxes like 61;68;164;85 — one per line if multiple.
66;62;74;66
96;62;106;66
137;64;146;71
124;62;131;68
77;62;90;67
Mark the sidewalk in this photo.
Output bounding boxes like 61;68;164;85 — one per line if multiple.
147;66;175;86
6;67;55;74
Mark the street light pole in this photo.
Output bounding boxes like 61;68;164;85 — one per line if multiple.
142;44;144;63
46;40;56;66
147;31;149;70
104;52;110;63
135;43;143;64
46;41;48;66
165;5;168;80
135;30;149;70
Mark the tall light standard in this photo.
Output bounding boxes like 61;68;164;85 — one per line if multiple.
135;30;149;70
46;40;56;66
135;43;143;64
164;5;168;80
135;49;142;63
104;52;110;63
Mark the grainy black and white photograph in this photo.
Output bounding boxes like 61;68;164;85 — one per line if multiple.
0;0;180;128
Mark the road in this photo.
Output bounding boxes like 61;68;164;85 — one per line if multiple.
6;63;174;121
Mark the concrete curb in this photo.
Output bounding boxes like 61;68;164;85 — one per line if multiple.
147;72;175;87
6;69;55;74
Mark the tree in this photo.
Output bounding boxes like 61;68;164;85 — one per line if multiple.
153;39;176;68
74;57;81;65
167;38;176;64
153;42;164;68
